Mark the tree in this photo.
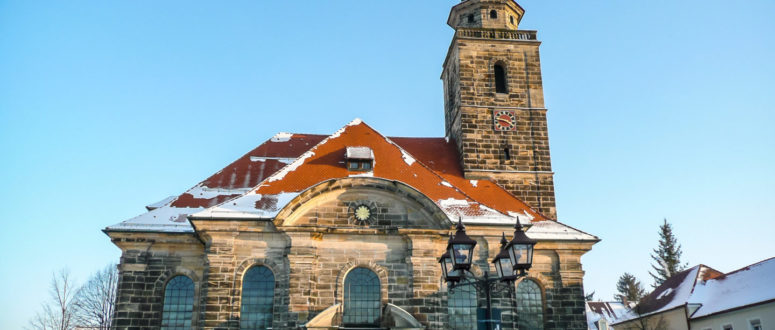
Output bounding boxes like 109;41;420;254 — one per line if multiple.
615;273;645;303
27;269;76;330
72;264;118;329
649;218;688;287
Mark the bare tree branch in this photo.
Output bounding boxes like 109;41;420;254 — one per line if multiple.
71;264;118;330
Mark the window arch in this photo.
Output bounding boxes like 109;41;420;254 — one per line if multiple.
343;267;381;326
448;277;478;329
161;275;195;330
516;279;544;330
240;266;275;329
490;10;498;19
494;63;508;93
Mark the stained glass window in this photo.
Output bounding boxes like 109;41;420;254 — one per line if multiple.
448;278;478;329
342;268;381;326
516;279;544;330
240;266;275;329
161;275;195;330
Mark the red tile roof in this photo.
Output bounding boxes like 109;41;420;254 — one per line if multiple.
192;119;546;223
108;119;548;232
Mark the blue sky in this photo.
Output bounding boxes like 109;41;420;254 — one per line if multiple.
1;0;773;327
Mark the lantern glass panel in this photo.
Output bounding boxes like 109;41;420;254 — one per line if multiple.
451;244;473;266
499;258;513;276
509;244;529;266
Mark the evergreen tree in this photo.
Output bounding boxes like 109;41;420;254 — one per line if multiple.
615;273;645;303
649;218;688;287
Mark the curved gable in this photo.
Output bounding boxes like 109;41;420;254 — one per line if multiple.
275;177;450;230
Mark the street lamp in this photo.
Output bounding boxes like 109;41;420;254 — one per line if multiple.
504;221;537;275
447;218;476;271
492;233;517;281
439;218;536;330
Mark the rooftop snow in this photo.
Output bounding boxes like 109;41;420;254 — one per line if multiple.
689;257;775;319
525;220;599;241
345;146;374;159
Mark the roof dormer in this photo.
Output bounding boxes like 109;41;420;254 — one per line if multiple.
345;146;374;172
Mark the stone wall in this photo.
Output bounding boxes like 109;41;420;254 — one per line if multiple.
442;34;557;219
109;182;592;329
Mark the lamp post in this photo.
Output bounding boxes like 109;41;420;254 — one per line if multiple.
438;218;536;330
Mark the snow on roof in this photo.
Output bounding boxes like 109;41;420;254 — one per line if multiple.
192;119;546;225
526;220;599;241
145;195;177;211
345;146;374;159
689;257;775;319
109;119;557;233
106;205;204;233
586;302;632;329
615;266;704;324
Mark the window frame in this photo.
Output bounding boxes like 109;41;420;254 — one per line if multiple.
342;267;381;327
494;62;508;94
516;278;545;330
240;265;276;330
161;275;196;330
447;275;478;329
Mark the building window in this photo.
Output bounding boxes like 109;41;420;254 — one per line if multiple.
510;16;515;24
494;63;508;93
161;275;195;330
240;266;275;329
723;325;734;330
490;10;498;19
468;14;474;23
343;268;381;326
750;319;762;330
516;279;544;330
448;278;477;329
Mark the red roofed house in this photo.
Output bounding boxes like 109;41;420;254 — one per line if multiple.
104;1;599;329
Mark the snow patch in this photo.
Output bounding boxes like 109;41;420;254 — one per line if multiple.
271;132;294;142
348;118;363;126
438;198;469;207
106;206;204;232
186;184;252;199
469;180;478;187
400;149;416;166
250;156;295;164
440;181;453;188
267;151;315;182
656;288;673;300
444;136;450;143
193;192;300;219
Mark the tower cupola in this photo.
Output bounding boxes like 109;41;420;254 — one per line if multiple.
447;0;525;30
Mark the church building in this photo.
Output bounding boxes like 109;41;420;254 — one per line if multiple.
105;1;599;329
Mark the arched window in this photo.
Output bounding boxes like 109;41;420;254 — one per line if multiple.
490;10;498;19
494;63;508;93
516;279;544;330
343;268;381;326
448;277;478;329
240;266;275;329
161;275;195;330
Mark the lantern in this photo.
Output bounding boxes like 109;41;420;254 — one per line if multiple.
504;221;536;274
492;233;517;282
446;218;477;270
439;249;463;283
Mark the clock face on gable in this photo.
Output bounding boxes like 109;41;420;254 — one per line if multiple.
493;110;517;131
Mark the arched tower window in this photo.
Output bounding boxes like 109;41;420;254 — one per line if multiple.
448;277;478;329
494;63;508;94
516;279;544;330
490;10;498;19
343;268;381;326
240;266;275;329
161;275;195;330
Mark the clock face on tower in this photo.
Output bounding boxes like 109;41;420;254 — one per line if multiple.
493;110;517;131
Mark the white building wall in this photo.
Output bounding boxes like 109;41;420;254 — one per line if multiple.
690;301;775;330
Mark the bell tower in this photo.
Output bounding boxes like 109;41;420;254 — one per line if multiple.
442;0;556;219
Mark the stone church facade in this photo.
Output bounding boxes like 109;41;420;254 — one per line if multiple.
105;1;598;329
